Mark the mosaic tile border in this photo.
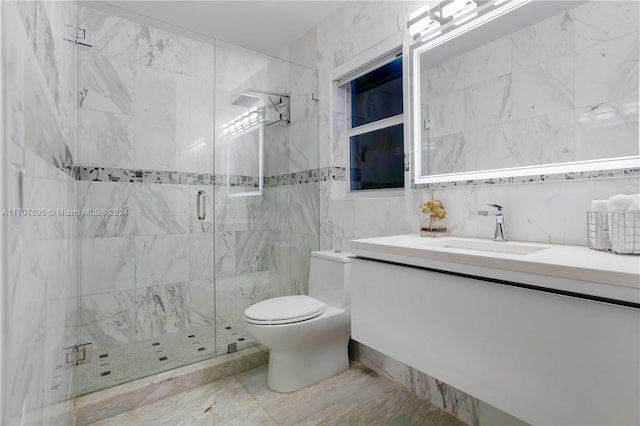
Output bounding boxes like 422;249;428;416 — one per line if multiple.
73;166;347;187
264;167;346;187
75;167;214;185
72;165;637;189
411;167;640;189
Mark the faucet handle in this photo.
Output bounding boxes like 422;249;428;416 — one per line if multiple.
479;204;503;215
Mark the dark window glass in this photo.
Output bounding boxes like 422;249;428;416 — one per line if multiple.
350;124;404;190
351;57;403;127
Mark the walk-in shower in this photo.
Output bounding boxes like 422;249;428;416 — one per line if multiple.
1;1;319;423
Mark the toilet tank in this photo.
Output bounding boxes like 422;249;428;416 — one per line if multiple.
308;250;353;310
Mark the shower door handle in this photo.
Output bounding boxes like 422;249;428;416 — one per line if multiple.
197;190;206;220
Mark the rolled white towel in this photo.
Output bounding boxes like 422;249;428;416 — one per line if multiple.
590;199;608;211
607;194;633;212
626;193;640;211
610;210;640;254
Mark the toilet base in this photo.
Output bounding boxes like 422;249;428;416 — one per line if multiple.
267;338;349;393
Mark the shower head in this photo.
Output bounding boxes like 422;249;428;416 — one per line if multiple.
233;89;289;106
231;89;291;125
232;93;261;107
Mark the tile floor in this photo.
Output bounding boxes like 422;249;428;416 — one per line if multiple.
89;363;466;426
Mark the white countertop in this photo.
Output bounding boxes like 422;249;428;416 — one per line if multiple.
350;235;640;303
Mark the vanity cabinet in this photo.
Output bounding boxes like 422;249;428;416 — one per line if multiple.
351;256;639;425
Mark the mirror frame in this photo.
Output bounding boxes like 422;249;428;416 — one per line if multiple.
226;121;264;197
410;0;640;186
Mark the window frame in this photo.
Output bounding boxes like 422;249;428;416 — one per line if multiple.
345;54;405;194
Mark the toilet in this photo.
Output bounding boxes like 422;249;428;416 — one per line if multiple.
244;250;352;392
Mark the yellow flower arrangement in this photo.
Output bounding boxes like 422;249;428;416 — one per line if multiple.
419;194;447;234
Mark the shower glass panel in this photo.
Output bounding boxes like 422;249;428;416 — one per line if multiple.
74;5;216;395
214;42;320;352
1;1;79;424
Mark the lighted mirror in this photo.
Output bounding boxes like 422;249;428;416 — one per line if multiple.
225;108;264;197
410;0;640;185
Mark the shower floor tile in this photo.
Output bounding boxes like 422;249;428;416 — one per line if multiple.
77;323;254;396
88;363;466;426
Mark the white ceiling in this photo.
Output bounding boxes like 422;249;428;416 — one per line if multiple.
100;1;344;57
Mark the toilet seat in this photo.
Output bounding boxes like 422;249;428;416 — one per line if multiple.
244;295;326;325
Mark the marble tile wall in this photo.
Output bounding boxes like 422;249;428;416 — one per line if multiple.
312;1;422;251
77;6;215;174
75;178;216;355
357;344;528;426
2;0;78;424
211;174;320;334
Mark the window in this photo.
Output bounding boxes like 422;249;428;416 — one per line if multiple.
347;56;404;191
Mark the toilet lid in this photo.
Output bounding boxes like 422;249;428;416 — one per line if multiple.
244;295;326;325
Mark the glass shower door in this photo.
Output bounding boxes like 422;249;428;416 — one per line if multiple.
74;4;217;395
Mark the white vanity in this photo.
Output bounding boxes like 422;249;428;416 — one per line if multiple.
350;235;640;425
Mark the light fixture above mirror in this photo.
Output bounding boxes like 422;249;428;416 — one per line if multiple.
408;0;497;42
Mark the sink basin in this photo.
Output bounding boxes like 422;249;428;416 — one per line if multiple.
428;239;547;256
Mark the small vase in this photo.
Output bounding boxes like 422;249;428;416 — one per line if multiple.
420;215;447;237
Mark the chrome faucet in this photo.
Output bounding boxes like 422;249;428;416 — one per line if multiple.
478;204;506;241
